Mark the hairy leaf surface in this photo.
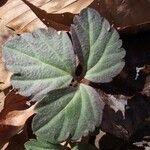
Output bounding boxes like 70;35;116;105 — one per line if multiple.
32;84;104;143
25;138;64;150
71;8;125;82
3;28;75;99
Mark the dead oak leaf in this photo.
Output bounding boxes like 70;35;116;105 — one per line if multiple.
0;90;35;148
0;0;93;33
25;0;94;14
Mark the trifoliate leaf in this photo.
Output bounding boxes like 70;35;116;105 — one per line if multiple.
71;8;125;82
3;28;75;99
32;84;104;143
25;138;64;150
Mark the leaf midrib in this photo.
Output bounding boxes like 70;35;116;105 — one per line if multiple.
35;89;79;134
36;30;69;71
6;46;71;76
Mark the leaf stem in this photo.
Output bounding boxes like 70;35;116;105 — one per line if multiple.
80;78;90;85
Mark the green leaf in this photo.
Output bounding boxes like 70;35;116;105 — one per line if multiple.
71;8;125;82
25;138;64;150
3;28;75;99
32;84;104;143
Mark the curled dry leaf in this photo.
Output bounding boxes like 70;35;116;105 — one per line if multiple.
0;0;93;33
0;90;35;148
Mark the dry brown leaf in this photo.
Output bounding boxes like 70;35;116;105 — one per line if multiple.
0;32;12;90
98;90;129;117
95;130;105;149
0;64;11;91
5;124;29;150
0;105;35;140
0;90;35;148
1;0;149;34
0;92;5;112
90;0;150;33
26;0;93;14
0;0;93;33
106;95;128;117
